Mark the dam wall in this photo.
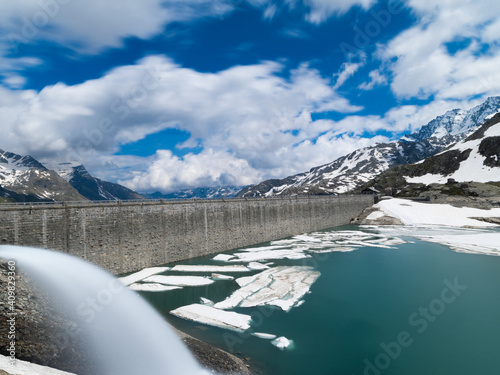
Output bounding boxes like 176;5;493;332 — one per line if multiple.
0;196;374;275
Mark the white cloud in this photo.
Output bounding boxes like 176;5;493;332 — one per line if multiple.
358;69;387;91
298;0;376;24
380;0;500;100
0;0;237;55
332;61;364;90
0;55;374;192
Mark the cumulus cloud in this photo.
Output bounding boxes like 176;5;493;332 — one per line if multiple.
380;0;500;100
1;55;375;192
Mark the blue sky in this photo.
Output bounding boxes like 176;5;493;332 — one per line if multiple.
0;0;499;193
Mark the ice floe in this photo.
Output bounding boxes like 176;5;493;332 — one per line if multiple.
200;297;214;306
214;266;320;312
144;275;214;287
170;265;250;273
252;332;277;340
211;273;235;280
271;336;293;350
170;304;252;332
119;267;170;286
247;262;271;270
229;248;311;262
129;283;181;292
213;254;234;262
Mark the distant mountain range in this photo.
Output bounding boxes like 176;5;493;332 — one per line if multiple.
0;153;142;203
238;96;500;197
2;96;499;203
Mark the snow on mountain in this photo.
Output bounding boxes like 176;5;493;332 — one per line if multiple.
45;162;144;201
239;96;500;197
0;150;85;202
406;96;500;141
405;113;500;184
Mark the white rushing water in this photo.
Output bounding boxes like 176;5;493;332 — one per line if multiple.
0;246;210;375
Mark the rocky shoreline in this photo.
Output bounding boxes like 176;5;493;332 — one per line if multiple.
0;262;256;375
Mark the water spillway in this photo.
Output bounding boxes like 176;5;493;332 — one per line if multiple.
0;245;210;375
0;196;374;275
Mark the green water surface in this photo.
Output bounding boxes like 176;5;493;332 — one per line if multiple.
139;226;500;375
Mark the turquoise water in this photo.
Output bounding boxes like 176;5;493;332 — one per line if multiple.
139;225;500;375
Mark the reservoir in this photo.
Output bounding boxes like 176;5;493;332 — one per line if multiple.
136;225;500;375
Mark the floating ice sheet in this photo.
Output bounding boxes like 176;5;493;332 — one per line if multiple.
119;267;170;286
229;248;311;262
214;266;320;312
144;275;214;287
271;336;293;350
211;273;234;280
200;297;214;306
252;332;277;340
213;254;234;262
170;265;250;273
170;304;252;332
129;283;181;292
247;262;271;270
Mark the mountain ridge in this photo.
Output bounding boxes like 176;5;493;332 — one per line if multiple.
238;96;500;198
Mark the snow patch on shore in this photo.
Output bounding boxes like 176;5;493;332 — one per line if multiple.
374;198;500;228
0;354;76;375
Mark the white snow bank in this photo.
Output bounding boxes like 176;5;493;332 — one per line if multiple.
214;266;320;312
129;283;181;292
0;355;76;375
170;265;249;273
170;304;252;332
366;211;385;220
119;267;170;286
376;198;500;227
144;275;214;287
271;336;293;350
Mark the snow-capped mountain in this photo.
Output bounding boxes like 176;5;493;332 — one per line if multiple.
402;112;500;184
0;151;143;203
0;150;85;202
404;97;500;141
144;186;245;200
46;162;144;201
239;97;500;197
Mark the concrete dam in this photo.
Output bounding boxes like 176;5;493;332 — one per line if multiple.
0;195;374;275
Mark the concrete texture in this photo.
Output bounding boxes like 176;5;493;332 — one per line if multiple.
0;196;373;275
